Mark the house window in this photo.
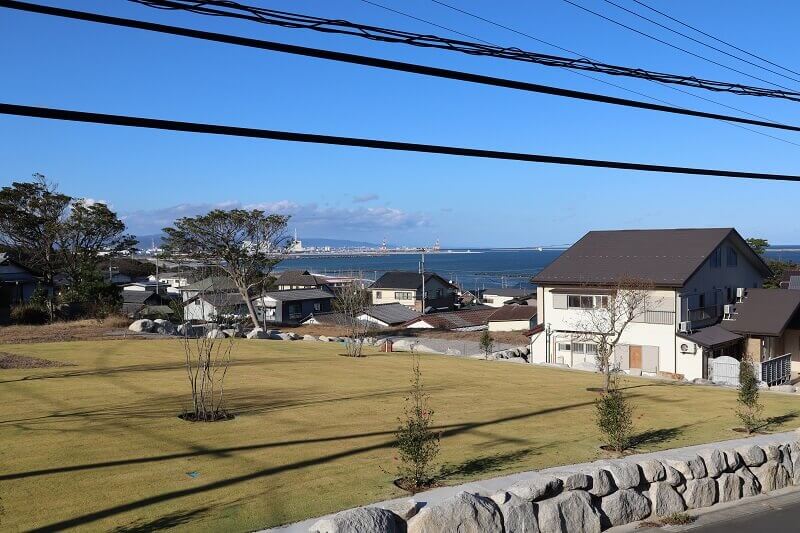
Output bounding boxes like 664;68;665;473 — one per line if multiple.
288;303;302;320
572;343;598;355
395;291;414;300
313;302;321;312
727;246;738;267
567;295;607;309
375;291;382;299
557;343;571;351
436;289;443;298
710;248;722;268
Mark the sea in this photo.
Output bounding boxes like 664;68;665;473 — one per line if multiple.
277;246;800;291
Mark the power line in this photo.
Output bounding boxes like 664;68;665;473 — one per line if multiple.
123;0;800;102
7;0;800;139
600;0;800;86
559;0;797;92
631;0;800;79
1;102;799;182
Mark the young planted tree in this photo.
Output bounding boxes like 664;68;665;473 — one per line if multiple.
395;354;440;490
479;329;494;357
335;279;371;357
572;277;655;392
736;359;764;434
595;374;635;454
162;209;289;329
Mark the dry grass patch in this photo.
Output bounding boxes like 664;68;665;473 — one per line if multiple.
0;352;72;368
0;316;132;344
0;339;797;532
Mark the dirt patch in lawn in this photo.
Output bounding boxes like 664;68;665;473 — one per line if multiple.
0;352;73;369
0;316;135;344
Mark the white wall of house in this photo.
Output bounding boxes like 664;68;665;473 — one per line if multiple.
406;320;435;329
370;277;455;308
482;293;514;308
488;318;535;331
357;313;391;327
184;298;215;321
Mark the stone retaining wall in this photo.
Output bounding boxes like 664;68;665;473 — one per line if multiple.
308;435;800;532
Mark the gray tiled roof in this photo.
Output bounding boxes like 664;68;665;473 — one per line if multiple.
371;271;454;290
363;303;420;325
677;324;742;348
721;288;800;337
263;288;334;301
533;228;770;288
488;304;537;322
275;270;327;287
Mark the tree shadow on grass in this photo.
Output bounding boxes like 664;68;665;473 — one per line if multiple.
112;507;209;532
438;447;542;480
629;425;689;449
764;410;799;431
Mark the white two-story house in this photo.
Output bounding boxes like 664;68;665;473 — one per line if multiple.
529;228;771;381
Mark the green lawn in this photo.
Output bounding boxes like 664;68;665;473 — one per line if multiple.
0;339;798;531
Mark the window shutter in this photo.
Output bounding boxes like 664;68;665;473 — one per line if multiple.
552;293;567;309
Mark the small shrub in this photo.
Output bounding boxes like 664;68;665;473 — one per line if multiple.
595;377;634;454
395;354;440;490
479;330;494;357
659;512;695;525
10;303;49;325
737;359;764;434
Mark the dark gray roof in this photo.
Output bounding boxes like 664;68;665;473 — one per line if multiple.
721;288;800;337
533;228;770;288
677;325;742;349
263;288;334;301
483;288;533;297
198;292;246;307
371;271;453;290
363;303;420;325
122;290;160;304
488;304;538;322
404;307;496;329
275;270;327;287
180;276;238;293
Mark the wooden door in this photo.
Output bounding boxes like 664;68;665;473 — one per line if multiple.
629;345;643;369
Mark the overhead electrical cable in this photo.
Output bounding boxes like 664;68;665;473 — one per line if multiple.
559;0;797;92
5;1;800;135
121;0;800;102
631;0;800;79
2;102;799;182
600;0;800;86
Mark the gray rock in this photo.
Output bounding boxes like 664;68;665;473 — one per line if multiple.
309;507;401;533
664;464;684;486
490;492;538;533
717;472;742;502
552;471;592;491
537;490;600;533
764;444;782;462
318;335;330;342
445;348;462;356
206;328;227;339
752;460;790;492
649;481;686;517
600;489;650;527
790;442;800;484
603;462;641;490
724;449;742;472
665;455;707;480
407;492;502;533
502;357;528;364
692;378;713;385
587;468;614;497
246;328;269;339
507;473;563;501
274;333;292;341
639;460;666;483
738;466;761;497
683;478;717;509
302;334;318;341
699;449;726;478
780;443;794;478
627;369;642;377
128;319;154;333
770;384;797;393
380;499;421;521
737;445;767;467
152;319;175;335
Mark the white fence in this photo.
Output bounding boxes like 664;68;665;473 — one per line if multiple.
710;354;792;387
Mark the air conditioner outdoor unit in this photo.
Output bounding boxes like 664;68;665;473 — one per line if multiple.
679;321;692;333
723;304;734;319
680;342;697;354
736;287;746;302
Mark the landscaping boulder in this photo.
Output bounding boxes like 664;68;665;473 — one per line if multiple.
649;481;686;517
587;468;614;497
152;319;175;335
638;459;666;483
206;329;227;339
738;466;761;497
380;499;421;521
724;449;742;472
552;471;592;491
791;441;800;485
602;462;641;490
764;444;782;462
445;348;462;356
392;338;418;351
128;319;154;333
665;455;707;480
407;492;502;533
699;449;726;478
600;489;650;527
737;445;767;467
537;490;600;533
501;357;528;364
752;460;790;492
490;492;538;533
780;443;794;478
716;472;742;502
309;506;401;533
683;477;717;509
507;473;563;501
692;378;713;385
318;335;330;342
246;328;270;339
663;464;684;486
273;333;292;341
302;334;318;342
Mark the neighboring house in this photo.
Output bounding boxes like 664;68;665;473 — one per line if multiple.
121;290;174;318
0;253;46;324
301;302;420;329
529;228;771;381
123;281;171;293
488;304;538;332
256;288;334;325
779;270;800;290
369;271;457;311
149;271;195;292
275;270;329;291
482;288;535;308
184;292;249;322
403;306;496;331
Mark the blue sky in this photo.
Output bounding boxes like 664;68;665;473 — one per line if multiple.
2;0;800;247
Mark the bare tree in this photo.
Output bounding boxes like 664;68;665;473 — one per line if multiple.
335;277;372;357
571;277;656;392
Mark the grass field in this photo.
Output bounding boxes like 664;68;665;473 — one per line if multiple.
1;339;798;532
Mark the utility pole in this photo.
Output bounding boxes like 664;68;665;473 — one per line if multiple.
420;250;426;314
153;238;159;296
